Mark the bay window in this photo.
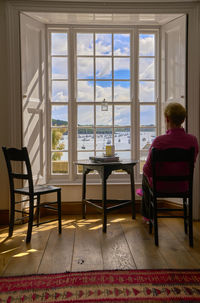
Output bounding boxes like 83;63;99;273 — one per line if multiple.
48;27;158;182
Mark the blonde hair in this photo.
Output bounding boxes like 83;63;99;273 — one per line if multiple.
164;102;186;126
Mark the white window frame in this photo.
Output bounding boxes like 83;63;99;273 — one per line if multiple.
47;25;159;184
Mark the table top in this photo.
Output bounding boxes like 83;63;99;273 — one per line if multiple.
74;159;138;166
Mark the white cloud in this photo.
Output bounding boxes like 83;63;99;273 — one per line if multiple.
139;58;154;79
95;34;112;55
96;58;112;78
114;58;130;70
139;36;154;56
115;106;130;125
139;82;154;102
77;81;94;101
114;47;129;56
96;106;112;125
52;81;68;101
52;105;68;122
52;58;68;79
77;33;93;55
51;33;68;55
96;83;112;101
78;106;94;125
114;84;130;101
77;58;93;78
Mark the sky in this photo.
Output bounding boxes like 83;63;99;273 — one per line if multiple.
51;32;155;126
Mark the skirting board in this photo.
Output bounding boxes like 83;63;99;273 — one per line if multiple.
0;200;183;225
0;210;9;225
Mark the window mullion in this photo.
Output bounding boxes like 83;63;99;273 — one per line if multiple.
68;29;76;181
133;28;140;179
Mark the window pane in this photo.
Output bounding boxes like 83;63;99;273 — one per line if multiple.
52;58;68;79
52;105;68;126
77;33;93;55
52;152;68;174
117;151;131;160
140;150;148;174
114;34;130;56
96;128;112;150
114;81;130;101
95;33;112;56
77;81;94;102
78;105;94;126
77;151;94;173
140;128;156;150
77;58;94;79
52;81;68;102
139;58;155;80
139;81;155;102
96;58;112;79
77;128;94;150
96;81;112;102
52;127;68;151
51;33;68;56
139;34;155;56
115;105;130;126
140;105;156;127
114;58;130;79
96;105;112;126
114;128;130;150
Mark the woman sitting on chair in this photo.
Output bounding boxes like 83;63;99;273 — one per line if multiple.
140;102;199;221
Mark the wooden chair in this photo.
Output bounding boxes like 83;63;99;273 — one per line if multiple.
2;146;62;243
148;147;195;247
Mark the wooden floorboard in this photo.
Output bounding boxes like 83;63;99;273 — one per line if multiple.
1;214;200;276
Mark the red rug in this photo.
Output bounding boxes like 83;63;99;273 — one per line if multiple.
1;269;200;302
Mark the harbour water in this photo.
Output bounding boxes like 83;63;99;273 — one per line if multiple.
58;130;155;161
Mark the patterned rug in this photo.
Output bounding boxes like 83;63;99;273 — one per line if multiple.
1;269;200;302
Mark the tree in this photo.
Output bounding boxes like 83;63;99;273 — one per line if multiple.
52;128;66;160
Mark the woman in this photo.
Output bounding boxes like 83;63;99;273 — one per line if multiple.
140;102;199;220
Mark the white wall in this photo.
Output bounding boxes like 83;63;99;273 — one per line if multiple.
0;0;10;209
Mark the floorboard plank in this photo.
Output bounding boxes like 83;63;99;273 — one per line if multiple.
2;225;51;276
121;217;168;269
100;217;136;270
162;218;200;267
38;227;75;274
71;218;103;272
156;219;199;268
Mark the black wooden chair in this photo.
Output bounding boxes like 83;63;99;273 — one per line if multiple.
148;147;195;247
2;146;62;243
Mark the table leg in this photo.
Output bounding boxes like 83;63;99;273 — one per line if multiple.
82;171;86;219
130;168;136;219
102;169;107;233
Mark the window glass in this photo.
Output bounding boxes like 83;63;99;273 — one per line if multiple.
77;33;93;55
51;33;68;56
114;34;130;56
139;34;155;56
48;30;158;180
95;33;112;56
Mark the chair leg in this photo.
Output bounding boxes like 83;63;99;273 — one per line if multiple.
149;199;153;234
188;197;193;247
36;195;40;227
26;196;34;243
153;198;159;246
57;189;62;234
9;193;15;237
183;198;188;234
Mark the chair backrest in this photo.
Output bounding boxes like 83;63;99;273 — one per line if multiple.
2;147;34;194
151;147;195;196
